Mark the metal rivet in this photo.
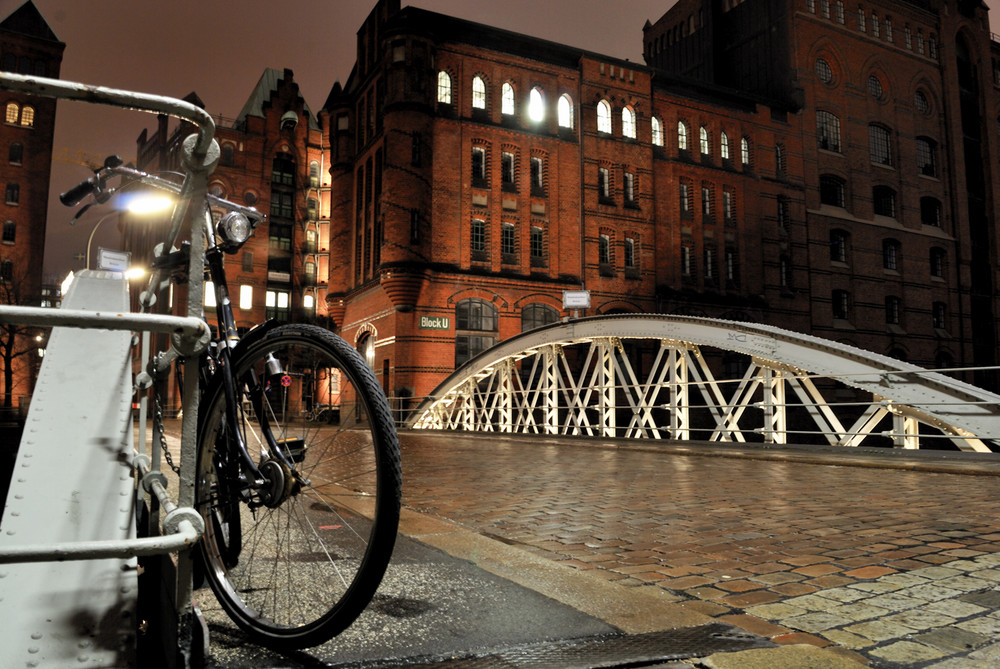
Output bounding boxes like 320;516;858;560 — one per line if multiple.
30;633;42;640
27;647;39;654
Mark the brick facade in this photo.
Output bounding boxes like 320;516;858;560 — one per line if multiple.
0;1;63;404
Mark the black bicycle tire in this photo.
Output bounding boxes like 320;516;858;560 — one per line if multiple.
195;323;402;649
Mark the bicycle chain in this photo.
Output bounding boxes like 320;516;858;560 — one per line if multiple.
152;354;180;475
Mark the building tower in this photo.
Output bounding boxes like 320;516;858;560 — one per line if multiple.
0;1;63;405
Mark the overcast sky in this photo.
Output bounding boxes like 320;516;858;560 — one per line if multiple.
3;0;998;279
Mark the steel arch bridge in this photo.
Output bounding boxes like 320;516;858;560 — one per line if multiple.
408;315;1000;452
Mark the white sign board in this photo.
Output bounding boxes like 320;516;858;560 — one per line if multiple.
563;290;591;309
97;248;131;272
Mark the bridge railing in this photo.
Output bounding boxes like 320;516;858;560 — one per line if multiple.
405;315;1000;453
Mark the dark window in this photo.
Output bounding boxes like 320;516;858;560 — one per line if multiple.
820;175;845;207
624;237;637;269
8;142;21;165
269;223;292;252
680;181;692;216
455;298;498;367
307;197;319;220
873;186;896;217
5;183;18;205
472;146;487;186
816;111;840;152
271;154;295;186
242;251;253;272
883;239;900;270
885;296;901;324
932;302;947;330
830;229;848;263
530;226;545;266
501;222;516;257
869;125;893;166
501;152;515;191
598;167;612;203
0;259;11;281
930;247;945;277
270;191;293;218
1;220;13;243
471;219;486;258
921;197;942;227
916;138;936;176
598;233;611;265
832;289;849;320
777;196;789;230
521;303;559;332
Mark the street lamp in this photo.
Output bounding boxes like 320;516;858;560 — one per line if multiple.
71;193;173;270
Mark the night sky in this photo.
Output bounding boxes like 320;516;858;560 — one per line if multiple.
4;0;998;280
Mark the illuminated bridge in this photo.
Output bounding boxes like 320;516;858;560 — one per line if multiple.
409;315;1000;452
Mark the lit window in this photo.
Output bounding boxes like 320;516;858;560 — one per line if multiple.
678;121;689;151
720;131;730;160
557;94;573;128
472;76;486;109
304;294;315;310
624;171;636;205
528;88;545;122
741;137;750;166
4;102;16;124
597;100;612;133
436;71;452;104
19;105;33;127
239;285;253;310
699;126;710;155
651;116;663;146
622;106;636;139
502;83;515;115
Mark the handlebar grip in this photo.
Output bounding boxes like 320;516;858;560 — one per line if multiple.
59;177;98;206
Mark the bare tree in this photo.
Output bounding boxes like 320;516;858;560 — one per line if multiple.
0;256;42;409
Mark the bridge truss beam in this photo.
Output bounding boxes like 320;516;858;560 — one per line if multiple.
410;316;1000;452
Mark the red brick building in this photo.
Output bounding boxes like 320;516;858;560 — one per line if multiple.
0;1;62;405
132;0;1000;407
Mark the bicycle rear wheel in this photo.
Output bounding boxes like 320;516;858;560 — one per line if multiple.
195;323;401;649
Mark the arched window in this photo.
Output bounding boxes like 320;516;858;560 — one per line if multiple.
622;106;636;139
521;303;559;332
775;143;786;175
528;87;545;122
557;94;573;128
699;126;710;155
4;102;17;124
869;124;893;165
436;71;452;105
358;333;375;369
221;144;235;167
596;100;612;133
455;298;498;366
651;116;663;146
678;121;690;151
720;130;730;160
741;137;750;166
916;137;936;176
472;76;486;110
873;186;896;218
816;110;841;152
20;105;33;127
502;83;515;116
309;160;320;187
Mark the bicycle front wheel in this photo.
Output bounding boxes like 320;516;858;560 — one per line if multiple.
196;323;402;649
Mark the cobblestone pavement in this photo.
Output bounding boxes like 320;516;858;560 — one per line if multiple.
398;432;1000;667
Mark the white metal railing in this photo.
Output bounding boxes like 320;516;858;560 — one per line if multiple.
407;315;1000;453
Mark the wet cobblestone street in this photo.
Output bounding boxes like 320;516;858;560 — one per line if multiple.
398;432;1000;666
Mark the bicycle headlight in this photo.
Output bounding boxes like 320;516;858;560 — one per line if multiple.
217;211;253;252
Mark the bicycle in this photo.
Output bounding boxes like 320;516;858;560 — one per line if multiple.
31;74;402;650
